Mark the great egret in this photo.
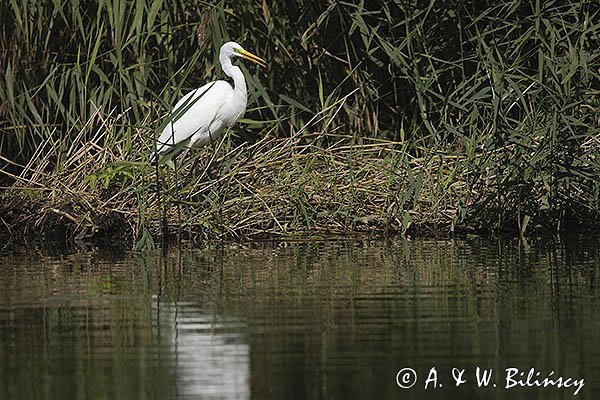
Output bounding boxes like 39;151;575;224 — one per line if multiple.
155;41;266;160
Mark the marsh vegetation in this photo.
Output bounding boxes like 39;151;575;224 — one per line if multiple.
1;0;598;246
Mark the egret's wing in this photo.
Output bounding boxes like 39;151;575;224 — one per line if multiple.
171;81;215;112
156;81;232;154
156;82;215;153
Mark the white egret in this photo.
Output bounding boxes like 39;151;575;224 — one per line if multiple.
155;41;266;160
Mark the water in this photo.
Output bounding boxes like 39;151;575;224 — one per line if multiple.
0;238;599;399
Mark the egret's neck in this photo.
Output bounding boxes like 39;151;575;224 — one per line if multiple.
220;55;247;98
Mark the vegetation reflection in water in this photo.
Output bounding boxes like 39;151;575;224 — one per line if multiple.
0;239;599;399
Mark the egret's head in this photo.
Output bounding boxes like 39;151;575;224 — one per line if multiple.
220;41;267;68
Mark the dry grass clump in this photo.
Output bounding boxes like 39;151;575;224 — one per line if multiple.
163;134;466;240
0;105;476;246
1;106;599;248
0;109;143;244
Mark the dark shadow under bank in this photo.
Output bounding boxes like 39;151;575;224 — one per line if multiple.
2;198;599;251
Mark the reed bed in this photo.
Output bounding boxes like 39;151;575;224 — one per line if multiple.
1;0;599;247
0;105;475;246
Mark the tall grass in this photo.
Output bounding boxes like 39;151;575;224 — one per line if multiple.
0;0;599;243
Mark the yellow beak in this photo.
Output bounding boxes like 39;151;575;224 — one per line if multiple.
237;48;267;68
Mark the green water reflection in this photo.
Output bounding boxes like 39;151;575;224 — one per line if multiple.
0;239;598;399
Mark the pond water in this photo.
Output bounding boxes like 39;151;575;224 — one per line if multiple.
0;238;598;399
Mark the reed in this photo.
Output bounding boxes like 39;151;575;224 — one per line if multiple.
0;102;467;245
1;0;599;246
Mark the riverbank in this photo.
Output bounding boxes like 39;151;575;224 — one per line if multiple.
2;2;598;248
2;123;599;249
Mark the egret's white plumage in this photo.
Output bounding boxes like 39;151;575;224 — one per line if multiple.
156;41;266;158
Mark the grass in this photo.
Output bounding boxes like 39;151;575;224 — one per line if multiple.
1;0;599;247
0;101;472;247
